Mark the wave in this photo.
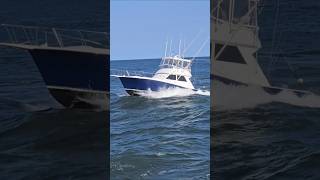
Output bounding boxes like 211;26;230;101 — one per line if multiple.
213;82;320;111
136;87;210;99
0;97;52;112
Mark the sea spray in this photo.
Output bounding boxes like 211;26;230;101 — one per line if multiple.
136;87;210;99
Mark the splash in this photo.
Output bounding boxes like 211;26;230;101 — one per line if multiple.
213;82;320;111
75;95;109;111
136;87;210;99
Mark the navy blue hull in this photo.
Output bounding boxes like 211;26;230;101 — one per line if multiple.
119;77;180;95
29;49;109;108
29;49;109;91
211;74;311;97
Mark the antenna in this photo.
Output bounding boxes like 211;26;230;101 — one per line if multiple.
179;39;181;56
183;38;186;58
169;39;172;56
228;0;235;26
164;38;168;57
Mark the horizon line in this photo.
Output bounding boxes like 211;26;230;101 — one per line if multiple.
111;55;210;61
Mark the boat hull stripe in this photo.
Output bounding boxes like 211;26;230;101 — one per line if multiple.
47;85;107;94
119;77;182;91
211;74;310;97
29;49;109;91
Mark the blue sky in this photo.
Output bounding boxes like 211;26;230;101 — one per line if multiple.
111;0;210;60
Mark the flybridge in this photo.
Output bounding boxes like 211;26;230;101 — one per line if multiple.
211;0;315;96
0;24;109;54
211;0;270;87
160;55;192;71
159;38;194;72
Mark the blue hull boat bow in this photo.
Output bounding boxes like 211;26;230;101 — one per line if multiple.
0;24;109;109
112;54;196;96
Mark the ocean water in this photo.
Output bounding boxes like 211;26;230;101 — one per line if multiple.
0;0;109;179
212;0;320;179
110;57;210;179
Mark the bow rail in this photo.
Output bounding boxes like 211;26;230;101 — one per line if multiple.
111;69;154;78
0;24;109;49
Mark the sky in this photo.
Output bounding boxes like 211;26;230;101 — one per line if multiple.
111;0;210;60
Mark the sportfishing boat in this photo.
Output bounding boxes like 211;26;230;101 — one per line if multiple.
211;0;312;96
112;54;195;96
112;37;210;96
0;24;109;109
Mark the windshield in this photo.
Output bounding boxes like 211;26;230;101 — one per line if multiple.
160;57;191;70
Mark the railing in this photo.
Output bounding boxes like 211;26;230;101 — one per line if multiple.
211;16;259;32
110;69;154;78
160;57;192;71
0;24;109;49
159;64;191;72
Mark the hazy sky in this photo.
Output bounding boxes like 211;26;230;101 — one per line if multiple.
111;0;210;60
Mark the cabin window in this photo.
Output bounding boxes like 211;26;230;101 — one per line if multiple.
167;75;177;80
178;76;187;82
214;43;246;64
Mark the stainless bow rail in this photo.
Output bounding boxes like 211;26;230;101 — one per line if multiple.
111;69;154;78
0;24;109;49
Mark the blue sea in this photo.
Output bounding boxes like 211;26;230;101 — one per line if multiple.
0;0;108;179
2;0;320;179
110;57;210;179
212;0;320;179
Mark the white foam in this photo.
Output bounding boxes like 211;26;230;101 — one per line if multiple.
137;87;210;99
76;96;109;111
213;81;320;111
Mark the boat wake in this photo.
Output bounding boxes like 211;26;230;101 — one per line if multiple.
136;87;210;99
214;82;320;111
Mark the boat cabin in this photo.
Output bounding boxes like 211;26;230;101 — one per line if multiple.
152;55;194;89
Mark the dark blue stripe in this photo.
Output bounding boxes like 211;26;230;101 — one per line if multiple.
29;49;109;91
119;77;178;91
211;74;309;97
211;74;246;86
